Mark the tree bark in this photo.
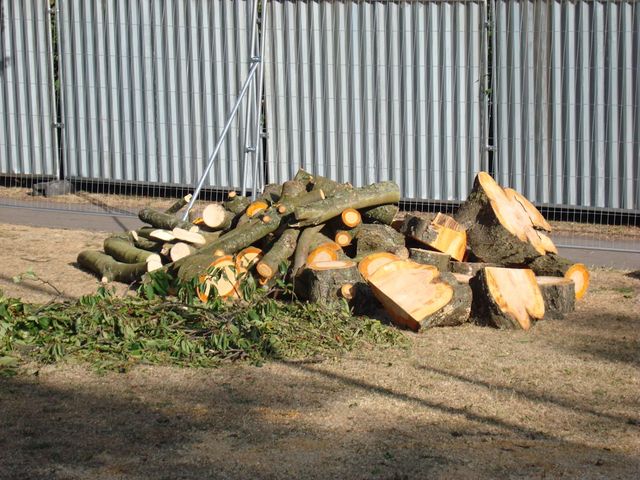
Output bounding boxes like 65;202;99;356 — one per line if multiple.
418;272;472;328
536;276;576;320
400;213;467;261
294;181;401;227
164;194;192;215
293;168;314;187
294;261;361;302
354;224;406;258
256;228;300;279
409;248;451;272
449;261;498;276
138;207;193;231
223;194;251;215
291;225;325;275
103;236;162;265
360;204;399;225
77;250;151;283
527;254;589;300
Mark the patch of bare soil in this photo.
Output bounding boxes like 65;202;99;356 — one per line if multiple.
1;224;639;479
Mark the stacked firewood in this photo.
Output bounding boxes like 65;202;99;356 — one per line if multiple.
77;170;589;331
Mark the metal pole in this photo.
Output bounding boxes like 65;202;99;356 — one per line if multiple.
240;0;260;197
250;1;268;200
182;62;260;221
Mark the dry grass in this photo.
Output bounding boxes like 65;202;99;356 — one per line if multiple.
0;223;639;479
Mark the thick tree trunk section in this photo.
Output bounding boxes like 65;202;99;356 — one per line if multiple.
469;267;545;330
138;207;193;231
418;272;472;328
527;254;589;300
176;210;282;281
358;252;401;281
354;224;406;258
360;204;399;225
77;251;151;283
256;228;300;279
294;182;401;227
536;276;575;320
400;213;467;261
449;261;498;276
294;261;361;302
504;187;552;232
165;194;192;215
103;237;162;265
409;248;451;272
454;172;550;264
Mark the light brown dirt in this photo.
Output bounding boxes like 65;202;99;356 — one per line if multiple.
1;223;639;479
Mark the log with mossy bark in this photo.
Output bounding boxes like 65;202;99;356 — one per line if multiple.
256;228;300;279
294;260;362;302
138;207;193;231
291;225;325;275
223;192;251;215
353;224;406;259
360;204;399;225
417;272;472;328
103;237;162;266
77;250;157;283
536;276;575;320
526;254;589;300
293;168;314;187
409;248;451;272
294;181;401;227
164;194;193;215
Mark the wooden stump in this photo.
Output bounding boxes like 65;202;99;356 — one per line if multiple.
469;267;545;330
536;276;576;320
294;260;362;302
409;248;451;272
527;254;589;300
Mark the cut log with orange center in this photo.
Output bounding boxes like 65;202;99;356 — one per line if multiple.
246;200;269;218
196;255;240;302
235;246;263;273
357;252;401;281
341;208;362;228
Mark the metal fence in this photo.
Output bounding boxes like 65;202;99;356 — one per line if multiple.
0;0;638;253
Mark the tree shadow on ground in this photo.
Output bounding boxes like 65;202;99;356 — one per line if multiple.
1;361;638;480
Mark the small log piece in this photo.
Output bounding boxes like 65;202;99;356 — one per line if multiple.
400;213;467;261
409;248;451;272
257;228;300;279
418;272;472;328
164;194;193;215
224;193;251;215
77;251;152;284
103;236;162;266
469;267;545;330
294;260;362;302
536;276;576;320
527;254;589;300
170;242;196;262
138;207;193;231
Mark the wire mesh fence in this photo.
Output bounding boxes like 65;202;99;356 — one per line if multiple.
0;0;638;253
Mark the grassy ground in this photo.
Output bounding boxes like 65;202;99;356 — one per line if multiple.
0;223;639;479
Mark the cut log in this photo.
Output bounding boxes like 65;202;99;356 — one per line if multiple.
279;180;306;202
246;200;269;218
527;254;589;300
409;248;451;272
334;230;353;247
257;183;283;204
138;207;193;231
196;255;240;302
103;237;162;266
469;267;545;330
307;242;342;265
504;187;552;232
129;232;163;252
341;208;362;228
294;181;401;227
164;194;192;215
293;168;314;187
353;224;406;258
189;204;234;230
276;189;326;215
358;252;401;281
366;260;454;331
77;250;151;284
172;228;206;246
536;276;576;320
137;228;176;242
223;193;251;215
170;242;196;262
417;272;473;328
256;228;300;279
235;246;262;273
360;204;399;225
294;260;361;302
400;213;467;261
311;175;352;197
291;225;325;275
176;209;282;281
454;172;548;264
449;261;498;276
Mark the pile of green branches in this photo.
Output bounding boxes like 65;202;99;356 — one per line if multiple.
0;273;404;374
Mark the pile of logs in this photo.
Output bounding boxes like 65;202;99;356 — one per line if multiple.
77;170;589;331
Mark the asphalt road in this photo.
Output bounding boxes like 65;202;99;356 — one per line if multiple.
1;203;639;269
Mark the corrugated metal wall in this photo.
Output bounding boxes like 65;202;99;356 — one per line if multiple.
264;0;487;201
493;0;640;211
0;0;57;176
58;0;253;189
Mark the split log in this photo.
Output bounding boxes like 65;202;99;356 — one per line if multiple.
170;242;196;262
537;232;558;255
354;224;406;258
294;181;401;227
176;209;283;281
360;204;399;225
400;213;467;261
172;228;206;246
77;251;155;283
409;248;451;272
223;192;251;215
469;267;545;330
138;207;193;231
536;276;576;320
454;172;553;264
358;252;401;281
103;237;162;266
235;246;262;273
164;194;192;215
527;254;589;300
294;260;361;302
291;225;325;275
417;272;472;328
257;228;300;279
196;255;240;302
366;260;454;331
504;187;552;232
449;261;498;276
